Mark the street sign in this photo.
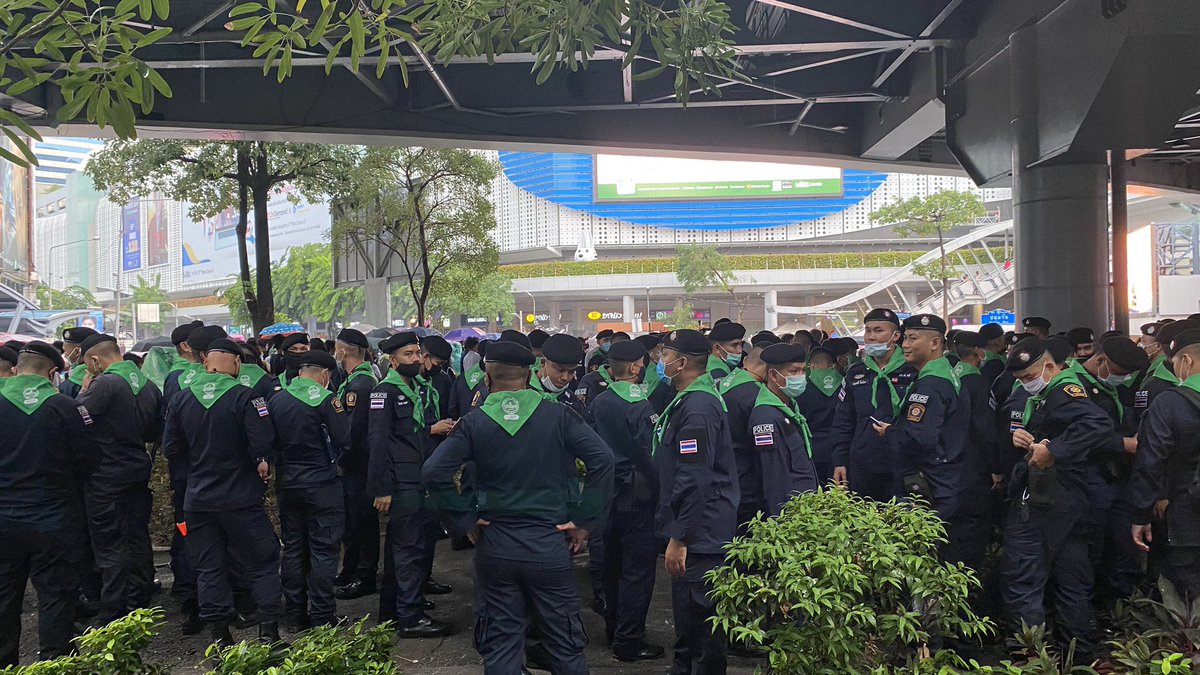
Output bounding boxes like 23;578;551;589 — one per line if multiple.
135;303;161;323
981;309;1016;325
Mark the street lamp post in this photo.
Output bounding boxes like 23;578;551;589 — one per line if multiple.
523;290;537;327
47;236;100;288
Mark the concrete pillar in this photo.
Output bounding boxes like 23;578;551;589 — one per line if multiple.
764;289;779;331
550;301;561;327
1010;27;1110;331
622;295;637;330
364;277;391;328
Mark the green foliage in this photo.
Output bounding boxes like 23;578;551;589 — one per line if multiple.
675;243;751;321
206;617;397;675
129;273;170;336
960;623;1096;674
35;283;96;310
227;0;744;104
220;277;289;332
0;0;175;167
663;300;697;330
1105;577;1200;672
271;243;363;325
0;607;166;674
707;488;993;674
432;269;516;323
331;146;499;325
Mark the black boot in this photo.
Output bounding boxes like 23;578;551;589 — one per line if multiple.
208;620;233;649
180;598;202;636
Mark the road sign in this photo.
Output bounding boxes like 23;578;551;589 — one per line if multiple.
135;303;161;323
982;309;1016;325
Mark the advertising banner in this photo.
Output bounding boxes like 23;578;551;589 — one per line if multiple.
0;138;31;274
144;195;169;267
121;201;142;271
594;154;843;203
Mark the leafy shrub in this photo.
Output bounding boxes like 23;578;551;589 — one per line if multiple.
0;608;165;675
1105;577;1200;673
206;618;397;675
707;488;993;674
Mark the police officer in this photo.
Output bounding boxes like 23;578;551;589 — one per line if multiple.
950;330;1001;572
1130;320;1198;428
528;329;551;361
531;333;586;414
161;338;282;647
162;322;209;406
979;323;1007;385
796;346;842;486
1002;339;1113;660
58;326;98;397
705;321;745;383
238;342;279;400
276;333;311;387
1022;316;1052;339
719;332;771;530
831;308;916;500
655;329;740;674
875;314;970;562
422;340;614;674
1131;328;1200;600
1065;328;1096;362
270;350;350;629
576;331;633;408
748;343;819;517
74;333;162;623
369;331;450;638
589;339;665;663
449;339;490;419
0;342;97;667
332;328;381;601
416;335;456;599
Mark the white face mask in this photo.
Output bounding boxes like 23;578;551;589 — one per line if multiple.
863;343;890;358
1099;361;1130;387
540;375;570;394
1022;363;1050;395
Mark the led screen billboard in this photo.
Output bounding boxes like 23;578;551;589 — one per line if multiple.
593;154;842;203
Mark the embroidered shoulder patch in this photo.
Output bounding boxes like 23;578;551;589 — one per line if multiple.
77;405;93;425
1063;384;1087;398
908;393;929;404
345;392;358;408
679;439;698;454
752;423;775;435
906;403;926;422
754;433;774;446
331;398;345;414
370;392;387;410
252;398;269;417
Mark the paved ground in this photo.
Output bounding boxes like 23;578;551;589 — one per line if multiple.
15;541;760;674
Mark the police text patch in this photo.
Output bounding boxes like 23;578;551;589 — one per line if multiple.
752;424;775;435
908;393;929;404
906;403;926;422
77;405;93;425
1134;390;1149;408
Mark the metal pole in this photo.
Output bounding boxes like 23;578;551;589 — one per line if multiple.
1111;150;1129;334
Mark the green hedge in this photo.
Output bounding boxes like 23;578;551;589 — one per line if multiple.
501;247;1012;279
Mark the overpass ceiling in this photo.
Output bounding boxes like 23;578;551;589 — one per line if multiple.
8;0;1200;190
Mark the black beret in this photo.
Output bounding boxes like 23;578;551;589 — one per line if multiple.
751;331;780;348
19;340;65;371
1006;332;1033;347
608;340;647;362
1139;322;1161;337
1022;316;1051;330
633;334;662;351
280;333;310;351
206;338;242;356
61;326;97;344
486;340;536;367
979;323;1005;341
499;329;532;350
477;339;493;358
79;333;118;357
379;331;420;354
528;329;551;349
1044;336;1073;364
171;320;204;346
1100;335;1149;373
707;321;746;343
1006;339;1048;372
1064;327;1094;347
1157;320;1200;349
1168;329;1200;356
335;328;369;350
1188;313;1200;322
308;339;328;352
595;329;615;340
662;329;711;356
840;337;860;354
4;340;26;350
955;331;985;348
1098;330;1124;343
187;325;228;353
542;334;584;366
422;335;453;361
822;338;851;357
789;331;812;347
901;314;947;334
808;346;836;362
760;343;808;365
713;317;731;326
613;331;632;341
863;307;901;327
0;346;17;365
299;350;338;371
1162;318;1177;325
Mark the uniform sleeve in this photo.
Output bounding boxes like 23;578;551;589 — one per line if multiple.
243;392;277;463
325;395;352;456
563;412;614;531
64;400;100;482
1043;388;1114;464
750;409;792;518
447;377;465;420
1126;394;1176;523
367;388;395;498
161;398;189;483
421;422;477;536
660;410;720;544
140;384;164;444
829;380;856;467
75;374;116;416
891;382;949;477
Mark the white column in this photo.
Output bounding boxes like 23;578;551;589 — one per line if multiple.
764;289;779;331
622;295;637;330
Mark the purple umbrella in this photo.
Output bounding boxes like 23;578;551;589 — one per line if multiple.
444;327;486;341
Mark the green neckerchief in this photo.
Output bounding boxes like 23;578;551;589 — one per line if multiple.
752;384;813;457
284;376;332;408
1;374;59;415
1180;374;1200;397
189;371;241;410
178;362;204;389
238;364;268;389
1022;368;1084;426
706;354;728;377
532;357;543;373
1150;359;1179;385
864;347;906;412
104;360;147;395
381;369;426;430
464;363;485;390
68;363;88;386
336;362;377;399
652;373;727;456
278;371;290;389
953;361;981;379
918;356;961;394
598;365;614;384
808;367;843;397
416;372;442;419
1068;361;1124;423
718;367;759;393
481;389;543;436
608;379;650;404
169;355;190;373
984;351;1004;365
642;368;661;396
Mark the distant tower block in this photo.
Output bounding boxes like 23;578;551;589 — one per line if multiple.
575;228;597;262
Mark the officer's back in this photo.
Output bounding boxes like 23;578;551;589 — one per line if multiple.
269;367;350;488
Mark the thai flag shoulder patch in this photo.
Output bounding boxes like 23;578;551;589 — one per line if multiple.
252;398;269;417
678;439;698;454
370;392;387;410
754;433;773;446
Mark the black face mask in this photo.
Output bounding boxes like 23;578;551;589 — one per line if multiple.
426;363;443;376
284;353;305;378
394;362;421;378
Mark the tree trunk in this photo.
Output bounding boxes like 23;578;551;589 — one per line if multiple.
235;148;258;326
250;144;275;333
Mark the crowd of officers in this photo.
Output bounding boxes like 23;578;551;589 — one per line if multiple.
1;308;1200;673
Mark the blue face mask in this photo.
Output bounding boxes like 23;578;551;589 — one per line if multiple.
782;374;808;397
656;359;668;382
864;343;890;358
601;342;611;353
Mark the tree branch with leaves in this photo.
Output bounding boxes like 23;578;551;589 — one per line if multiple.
675;243;751;323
